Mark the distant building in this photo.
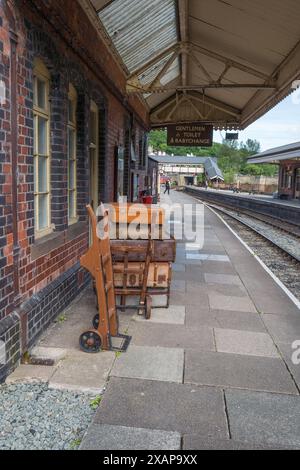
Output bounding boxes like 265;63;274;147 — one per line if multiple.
248;142;300;200
148;154;224;199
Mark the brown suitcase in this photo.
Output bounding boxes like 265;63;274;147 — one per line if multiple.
113;262;171;288
111;238;176;263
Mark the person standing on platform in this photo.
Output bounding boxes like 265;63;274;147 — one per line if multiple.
164;179;171;195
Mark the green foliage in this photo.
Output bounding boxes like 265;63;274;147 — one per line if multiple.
55;314;67;323
90;395;102;410
149;130;278;178
70;438;82;450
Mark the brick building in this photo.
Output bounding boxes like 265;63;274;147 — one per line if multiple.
248;142;300;200
0;0;149;381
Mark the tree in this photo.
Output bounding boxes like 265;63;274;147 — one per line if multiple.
148;130;278;178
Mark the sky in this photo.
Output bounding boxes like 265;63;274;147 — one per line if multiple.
214;89;300;151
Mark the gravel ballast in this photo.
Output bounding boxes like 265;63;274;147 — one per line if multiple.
0;382;98;450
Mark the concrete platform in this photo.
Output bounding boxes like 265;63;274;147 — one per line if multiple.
5;189;300;450
80;424;181;450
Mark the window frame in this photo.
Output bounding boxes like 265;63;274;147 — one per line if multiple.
67;84;78;225
33;58;52;239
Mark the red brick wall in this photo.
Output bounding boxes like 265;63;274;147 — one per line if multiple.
0;0;150;321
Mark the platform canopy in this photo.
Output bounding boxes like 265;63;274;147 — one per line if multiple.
248;141;300;164
87;0;300;130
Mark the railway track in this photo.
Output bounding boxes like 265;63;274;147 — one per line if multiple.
204;203;300;303
184;186;300;230
206;203;300;264
184;186;300;301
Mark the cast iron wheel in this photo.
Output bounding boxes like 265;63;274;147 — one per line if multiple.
145;295;152;320
79;330;102;353
92;314;99;329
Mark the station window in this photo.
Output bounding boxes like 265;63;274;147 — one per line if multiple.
33;59;51;237
68;84;77;223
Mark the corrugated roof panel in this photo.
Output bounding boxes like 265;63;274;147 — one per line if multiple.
160;57;180;85
138;53;174;86
98;0;178;73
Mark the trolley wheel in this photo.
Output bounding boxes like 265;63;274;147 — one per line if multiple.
145;295;152;320
79;330;102;353
92;314;99;329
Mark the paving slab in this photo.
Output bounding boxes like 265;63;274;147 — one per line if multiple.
38;308;94;350
172;270;205;282
172;263;186;272
134;305;185;325
277;342;300;389
48;350;115;393
170;279;186;292
188;281;247;298
226;389;300;448
184;350;297;394
95;377;229;438
182;436;294;450
209;292;257;313
110;346;184;383
129;323;215;351
80;424;181;450
151;295;171;308
187;262;236;275
204;273;243;286
170;290;210;308
214;328;279;358
262;314;300;343
225;256;300;316
30;346;67;364
6;365;56;384
186;254;230;262
185;307;266;332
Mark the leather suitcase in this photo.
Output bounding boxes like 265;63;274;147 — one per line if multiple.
111;238;176;263
113;262;171;288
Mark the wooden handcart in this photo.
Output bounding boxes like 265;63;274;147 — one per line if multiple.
79;204;131;353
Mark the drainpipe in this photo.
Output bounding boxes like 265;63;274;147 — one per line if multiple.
9;27;21;308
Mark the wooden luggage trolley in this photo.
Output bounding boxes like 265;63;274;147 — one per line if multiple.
79;204;131;353
108;203;175;316
79;202;176;352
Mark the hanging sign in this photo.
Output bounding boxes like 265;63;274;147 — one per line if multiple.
167;123;213;147
226;132;239;141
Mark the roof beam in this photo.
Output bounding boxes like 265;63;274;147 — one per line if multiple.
166;95;185;120
189;93;241;118
128;83;276;93
178;0;189;87
188;49;214;83
190;42;272;83
183;95;204;119
127;44;179;80
148;50;179;89
150;91;243;126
